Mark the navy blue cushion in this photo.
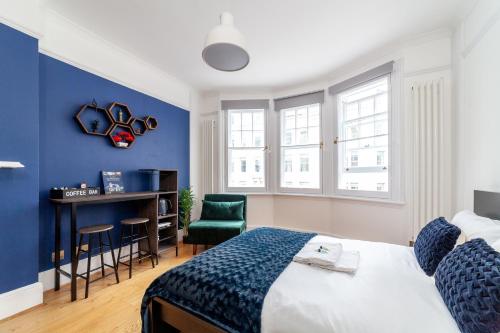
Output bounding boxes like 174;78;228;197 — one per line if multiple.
414;217;461;276
435;238;500;333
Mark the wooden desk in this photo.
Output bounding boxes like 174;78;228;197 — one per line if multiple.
50;191;171;301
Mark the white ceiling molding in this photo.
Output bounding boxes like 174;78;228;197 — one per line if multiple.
39;9;194;110
461;0;500;58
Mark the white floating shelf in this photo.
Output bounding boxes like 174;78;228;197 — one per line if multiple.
0;161;25;169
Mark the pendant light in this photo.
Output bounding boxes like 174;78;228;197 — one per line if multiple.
202;12;249;72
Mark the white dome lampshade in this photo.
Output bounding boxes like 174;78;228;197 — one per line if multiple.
202;12;249;72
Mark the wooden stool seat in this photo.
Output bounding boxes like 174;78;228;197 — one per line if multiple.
76;224;119;299
117;217;155;279
121;218;149;225
79;224;114;234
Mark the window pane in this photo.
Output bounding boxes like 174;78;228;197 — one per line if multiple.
241;131;252;147
228;149;265;188
241;112;252;130
253;130;264;147
253;112;264;130
296;108;308;128
284;129;295;146
308;105;320;127
281;147;320;189
230;130;241;147
229;111;241;131
284;110;295;129
337;76;389;193
308;126;320;144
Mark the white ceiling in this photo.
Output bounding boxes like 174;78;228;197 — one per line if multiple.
44;0;472;92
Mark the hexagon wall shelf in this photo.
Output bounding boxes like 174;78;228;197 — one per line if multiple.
107;102;132;125
75;100;158;149
75;104;114;136
108;124;136;149
130;118;148;136
145;116;158;130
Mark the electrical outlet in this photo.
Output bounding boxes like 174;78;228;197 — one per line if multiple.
51;250;65;262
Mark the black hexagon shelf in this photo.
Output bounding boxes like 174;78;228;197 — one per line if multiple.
130;117;148;136
144;116;158;130
107;102;132;125
75;104;114;136
108;124;136;149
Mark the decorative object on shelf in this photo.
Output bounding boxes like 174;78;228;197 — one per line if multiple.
90;119;100;133
130;117;148;136
80;182;87;189
202;12;249;72
179;187;196;237
0;161;25;168
109;125;136;148
144;116;158;130
74;99;114;136
159;198;172;216
107;102;132;125
101;171;125;194
75;100;158;149
50;187;100;199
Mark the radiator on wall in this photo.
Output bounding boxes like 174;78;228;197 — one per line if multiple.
410;77;452;240
202;119;216;195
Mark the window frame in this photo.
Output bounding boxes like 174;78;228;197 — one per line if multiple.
223;107;269;193
333;74;393;199
278;103;323;194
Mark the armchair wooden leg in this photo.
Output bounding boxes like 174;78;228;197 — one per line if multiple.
193;244;197;255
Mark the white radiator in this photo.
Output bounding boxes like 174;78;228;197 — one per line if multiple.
202;119;216;195
411;78;451;239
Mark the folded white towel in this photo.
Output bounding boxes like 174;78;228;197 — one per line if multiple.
327;250;360;273
293;243;343;269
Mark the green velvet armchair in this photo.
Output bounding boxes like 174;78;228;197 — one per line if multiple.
185;194;247;254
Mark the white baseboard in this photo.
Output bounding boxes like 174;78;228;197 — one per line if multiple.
38;244;138;291
0;282;43;320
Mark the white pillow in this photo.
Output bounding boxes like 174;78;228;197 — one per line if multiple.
451;210;500;246
492;239;500;252
451;210;496;236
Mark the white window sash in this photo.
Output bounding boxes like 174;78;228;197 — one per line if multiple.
278;104;323;194
333;74;392;199
223;109;269;193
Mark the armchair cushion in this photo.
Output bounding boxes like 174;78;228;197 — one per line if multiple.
188;220;246;245
201;200;245;221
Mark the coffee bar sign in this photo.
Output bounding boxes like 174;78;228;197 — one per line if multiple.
50;187;101;199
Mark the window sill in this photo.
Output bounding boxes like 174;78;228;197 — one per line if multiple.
224;192;406;205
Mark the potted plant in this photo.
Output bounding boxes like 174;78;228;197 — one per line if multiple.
179;187;195;239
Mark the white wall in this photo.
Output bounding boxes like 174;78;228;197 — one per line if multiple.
201;31;455;245
454;0;500;211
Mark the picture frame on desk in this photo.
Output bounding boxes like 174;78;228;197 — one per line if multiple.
101;171;125;194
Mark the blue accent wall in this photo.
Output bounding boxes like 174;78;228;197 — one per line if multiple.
0;24;40;293
38;55;190;271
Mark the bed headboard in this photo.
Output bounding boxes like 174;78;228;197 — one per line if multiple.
474;190;500;220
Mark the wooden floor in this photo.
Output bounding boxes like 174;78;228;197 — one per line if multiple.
0;243;195;333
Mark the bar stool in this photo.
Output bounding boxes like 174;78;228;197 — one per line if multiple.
76;224;119;299
117;218;155;279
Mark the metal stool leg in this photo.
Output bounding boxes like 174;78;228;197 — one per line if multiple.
107;230;119;284
98;232;105;277
128;225;133;279
85;234;93;299
144;222;155;269
117;227;124;270
76;233;84;269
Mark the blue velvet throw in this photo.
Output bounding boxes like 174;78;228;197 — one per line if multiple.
141;227;316;333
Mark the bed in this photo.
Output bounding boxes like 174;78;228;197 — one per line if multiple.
141;191;500;333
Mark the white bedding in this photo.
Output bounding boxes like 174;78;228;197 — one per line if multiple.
261;235;460;333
